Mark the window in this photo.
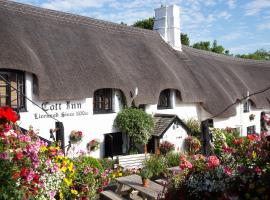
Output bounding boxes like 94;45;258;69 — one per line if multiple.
243;101;250;113
93;89;113;113
247;125;256;135
158;89;171;109
0;70;25;111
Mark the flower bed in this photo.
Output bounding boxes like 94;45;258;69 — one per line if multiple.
0;106;113;200
165;132;270;200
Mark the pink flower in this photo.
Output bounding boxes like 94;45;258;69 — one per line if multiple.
180;159;193;170
0;152;9;160
224;166;233;176
207;156;220;169
254;166;262;176
222;145;233;154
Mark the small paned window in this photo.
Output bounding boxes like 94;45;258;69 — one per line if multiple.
93;89;113;113
247;125;256;135
243;101;250;113
0;70;25;111
158;89;171;109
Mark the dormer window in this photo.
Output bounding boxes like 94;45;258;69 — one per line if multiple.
243;101;250;113
0;70;25;111
94;89;112;113
158;89;171;109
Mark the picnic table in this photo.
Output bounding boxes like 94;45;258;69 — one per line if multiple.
115;174;165;200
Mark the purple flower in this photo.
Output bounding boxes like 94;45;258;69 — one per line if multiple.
0;152;9;160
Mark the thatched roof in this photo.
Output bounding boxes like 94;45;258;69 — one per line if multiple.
0;0;270;118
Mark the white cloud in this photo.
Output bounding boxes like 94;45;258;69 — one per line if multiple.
221;32;242;41
257;22;270;30
227;0;236;9
245;0;270;16
41;0;115;11
218;11;231;19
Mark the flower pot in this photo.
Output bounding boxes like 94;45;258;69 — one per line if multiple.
142;178;149;187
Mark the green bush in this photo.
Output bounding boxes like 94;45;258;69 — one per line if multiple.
73;156;103;171
165;152;181;167
184;118;201;138
115;107;154;153
143;155;167;179
98;158;115;170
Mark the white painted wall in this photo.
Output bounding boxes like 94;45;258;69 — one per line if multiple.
19;73;121;158
160;122;188;152
145;90;200;121
18;75;269;158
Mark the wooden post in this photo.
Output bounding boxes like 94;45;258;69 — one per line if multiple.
144;144;147;155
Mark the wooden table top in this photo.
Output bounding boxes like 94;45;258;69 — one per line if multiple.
115;174;165;200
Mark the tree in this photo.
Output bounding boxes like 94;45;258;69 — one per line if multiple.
236;49;270;60
115;107;154;154
211;40;225;54
192;41;211;51
181;33;190;46
133;17;154;30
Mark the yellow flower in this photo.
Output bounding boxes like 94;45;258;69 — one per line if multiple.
61;166;67;173
64;178;72;186
56;146;60;150
60;192;64;200
40;146;47;152
71;189;78;195
118;172;123;177
68;162;74;171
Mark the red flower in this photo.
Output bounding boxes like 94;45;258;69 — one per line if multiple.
15;151;24;160
0;106;18;123
254;166;262;175
33;174;40;184
20;167;29;178
207;156;220;169
233;138;243;145
12;172;21;180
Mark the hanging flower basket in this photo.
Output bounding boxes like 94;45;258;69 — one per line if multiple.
87;139;100;152
69;130;83;144
249;114;255;121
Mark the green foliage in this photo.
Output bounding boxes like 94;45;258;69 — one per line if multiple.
98;158;115;170
143;155;167;178
192;40;226;54
133;17;154;30
140;167;153;179
192;41;211;51
236;48;270;60
184;118;201;138
72;156;103;171
181;33;190;46
115;107;154;145
165;152;181;167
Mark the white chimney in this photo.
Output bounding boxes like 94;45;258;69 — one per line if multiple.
154;5;181;51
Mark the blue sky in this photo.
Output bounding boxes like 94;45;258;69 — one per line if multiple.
14;0;270;54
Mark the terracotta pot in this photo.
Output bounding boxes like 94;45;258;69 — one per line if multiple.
142;178;149;187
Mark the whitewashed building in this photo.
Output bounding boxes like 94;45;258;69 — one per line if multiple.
0;1;270;158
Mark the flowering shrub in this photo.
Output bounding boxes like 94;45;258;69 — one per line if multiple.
69;130;83;144
87;139;100;152
0;107;64;199
184;135;201;155
0;106;114;200
159;140;175;155
165;133;270;200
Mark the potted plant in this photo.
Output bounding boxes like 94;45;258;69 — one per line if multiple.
69;130;83;144
249;114;255;121
86;139;100;152
140;168;153;187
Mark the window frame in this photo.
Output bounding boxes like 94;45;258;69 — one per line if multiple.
93;88;113;114
243;100;250;113
0;69;26;112
157;89;171;109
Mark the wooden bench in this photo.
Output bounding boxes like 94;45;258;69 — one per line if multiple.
154;179;167;186
100;190;127;200
117;154;150;169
